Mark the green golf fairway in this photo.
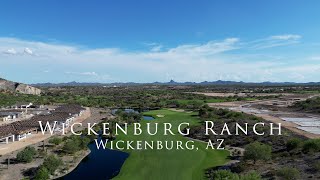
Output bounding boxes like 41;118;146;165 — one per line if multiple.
113;109;230;180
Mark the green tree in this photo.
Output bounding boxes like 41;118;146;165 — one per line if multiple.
48;137;62;146
42;155;62;175
244;141;272;164
63;136;90;154
79;136;91;149
16;146;37;163
63;139;79;154
34;166;50;180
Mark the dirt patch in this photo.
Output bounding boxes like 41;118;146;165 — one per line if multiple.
208;100;320;139
191;92;293;97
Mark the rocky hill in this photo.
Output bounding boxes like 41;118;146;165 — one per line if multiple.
0;78;41;95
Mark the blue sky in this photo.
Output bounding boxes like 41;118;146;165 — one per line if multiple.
1;0;320;83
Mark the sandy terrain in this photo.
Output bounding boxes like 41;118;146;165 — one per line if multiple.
168;108;185;112
208;96;320;139
0;134;52;156
191;92;294;97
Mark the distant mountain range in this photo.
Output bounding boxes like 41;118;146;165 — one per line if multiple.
0;78;41;95
32;80;320;87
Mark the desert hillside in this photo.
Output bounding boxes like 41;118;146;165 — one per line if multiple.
0;78;41;95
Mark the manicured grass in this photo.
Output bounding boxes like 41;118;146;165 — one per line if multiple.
113;109;230;180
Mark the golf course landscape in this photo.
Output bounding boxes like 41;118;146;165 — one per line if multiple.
113;109;230;180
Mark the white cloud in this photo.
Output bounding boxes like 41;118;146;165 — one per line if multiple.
143;42;163;52
270;34;301;40
150;45;163;52
81;72;98;76
168;38;239;55
249;34;301;49
24;47;33;55
65;71;98;76
3;48;17;55
0;35;317;83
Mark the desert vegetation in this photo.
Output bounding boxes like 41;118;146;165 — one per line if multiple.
189;105;320;179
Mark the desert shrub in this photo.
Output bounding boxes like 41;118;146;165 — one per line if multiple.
312;161;320;172
302;139;320;153
212;170;239;180
48;137;62;145
231;162;246;173
34;166;50;180
42;155;62;175
276;167;300;180
286;138;302;151
239;171;261;180
244;141;272;164
63;135;90;154
62;140;79;154
16;146;37;163
79;136;91;149
212;170;261;180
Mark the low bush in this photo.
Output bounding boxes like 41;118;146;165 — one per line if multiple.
212;170;261;180
276;167;300;180
34;166;50;180
16;146;37;163
212;170;239;180
302;139;320;153
48;137;62;146
286;138;302;151
63;135;90;154
312;161;320;172
42;155;63;175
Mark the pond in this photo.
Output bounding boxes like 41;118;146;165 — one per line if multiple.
143;115;155;120
57;139;129;180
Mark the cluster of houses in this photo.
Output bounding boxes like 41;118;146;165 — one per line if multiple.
0;111;22;122
0;104;85;144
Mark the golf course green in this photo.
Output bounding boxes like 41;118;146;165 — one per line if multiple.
113;109;230;180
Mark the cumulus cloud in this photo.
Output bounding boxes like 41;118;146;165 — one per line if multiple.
24;47;33;55
0;35;317;83
3;48;17;55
